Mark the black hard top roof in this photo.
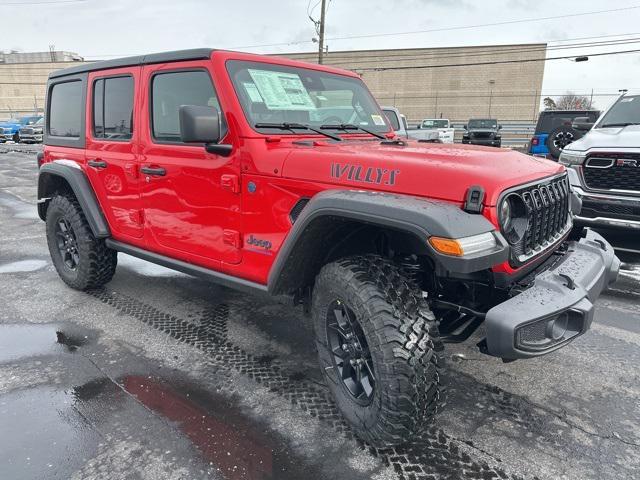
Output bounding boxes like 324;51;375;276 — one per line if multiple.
49;48;215;79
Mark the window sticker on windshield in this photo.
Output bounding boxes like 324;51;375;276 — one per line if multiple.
371;114;385;126
621;97;635;102
243;82;264;103
247;69;316;110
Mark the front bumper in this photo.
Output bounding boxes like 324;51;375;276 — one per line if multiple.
465;137;500;146
19;134;43;143
572;186;640;231
484;229;620;359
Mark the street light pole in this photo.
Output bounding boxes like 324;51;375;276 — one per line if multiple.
318;0;327;64
488;79;495;117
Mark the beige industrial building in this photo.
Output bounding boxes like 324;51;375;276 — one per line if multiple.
285;43;546;123
1;44;546;122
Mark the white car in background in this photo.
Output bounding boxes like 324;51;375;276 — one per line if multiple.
381;106;439;142
417;118;455;143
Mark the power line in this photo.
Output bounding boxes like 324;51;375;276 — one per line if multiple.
0;0;88;5
355;47;640;72
224;5;640;49
320;38;640;67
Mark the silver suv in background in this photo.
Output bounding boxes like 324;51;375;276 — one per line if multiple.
560;91;640;238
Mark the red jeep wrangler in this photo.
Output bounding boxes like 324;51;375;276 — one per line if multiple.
37;49;620;446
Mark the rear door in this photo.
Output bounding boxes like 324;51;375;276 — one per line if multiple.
84;67;143;240
139;62;241;267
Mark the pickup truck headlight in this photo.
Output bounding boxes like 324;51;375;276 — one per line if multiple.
499;194;529;244
558;151;586;166
429;232;497;257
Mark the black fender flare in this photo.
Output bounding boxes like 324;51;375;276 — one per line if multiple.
267;190;509;295
37;161;110;238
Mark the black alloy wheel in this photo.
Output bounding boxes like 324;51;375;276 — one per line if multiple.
55;217;80;270
326;299;376;404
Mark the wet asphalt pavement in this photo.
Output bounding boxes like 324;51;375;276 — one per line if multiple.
0;144;639;480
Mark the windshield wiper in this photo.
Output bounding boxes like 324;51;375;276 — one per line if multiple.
254;122;342;141
600;122;640;128
320;123;386;140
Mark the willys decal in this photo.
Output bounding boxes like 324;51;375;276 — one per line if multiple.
330;163;400;186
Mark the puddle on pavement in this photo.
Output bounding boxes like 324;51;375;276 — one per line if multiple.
0;324;92;363
0;386;100;480
118;253;187;278
122;375;330;480
0;259;47;274
0;191;39;220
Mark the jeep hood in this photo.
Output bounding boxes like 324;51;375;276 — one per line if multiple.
565;125;640;151
281;141;564;206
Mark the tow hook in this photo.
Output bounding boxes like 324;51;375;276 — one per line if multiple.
558;273;576;290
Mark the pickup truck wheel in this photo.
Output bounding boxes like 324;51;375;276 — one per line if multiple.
312;255;442;446
12;132;19;143
46;195;117;290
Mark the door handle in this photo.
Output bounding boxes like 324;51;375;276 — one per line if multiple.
88;159;107;169
140;166;166;177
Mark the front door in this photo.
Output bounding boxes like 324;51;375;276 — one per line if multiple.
139;62;241;267
84;67;143;240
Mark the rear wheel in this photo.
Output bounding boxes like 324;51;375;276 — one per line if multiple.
312;255;442;446
46;195;117;290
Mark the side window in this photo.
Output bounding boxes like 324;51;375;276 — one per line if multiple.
49;81;82;137
93;76;134;140
151;70;226;143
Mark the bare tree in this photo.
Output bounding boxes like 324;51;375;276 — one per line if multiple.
555;92;592;110
543;97;557;110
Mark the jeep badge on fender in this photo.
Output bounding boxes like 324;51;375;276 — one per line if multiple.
37;48;620;448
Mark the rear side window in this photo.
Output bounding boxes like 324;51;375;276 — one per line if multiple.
49;81;82;137
151;70;226;143
536;112;599;133
93;76;134;140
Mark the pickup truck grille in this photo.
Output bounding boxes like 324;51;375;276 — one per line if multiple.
583;153;640;192
19;128;34;135
509;174;571;265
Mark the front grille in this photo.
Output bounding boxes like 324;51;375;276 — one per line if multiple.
583;153;640;192
472;132;493;138
508;174;571;265
20;128;34;135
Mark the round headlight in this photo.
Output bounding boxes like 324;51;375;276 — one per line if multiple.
499;194;529;244
499;198;511;230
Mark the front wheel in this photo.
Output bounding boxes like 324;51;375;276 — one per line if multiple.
12;132;19;143
312;255;442;446
46;195;117;290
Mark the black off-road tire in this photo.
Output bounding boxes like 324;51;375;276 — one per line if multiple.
312;255;443;446
46;195;117;290
546;125;582;159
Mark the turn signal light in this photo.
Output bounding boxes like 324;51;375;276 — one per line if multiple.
429;237;464;256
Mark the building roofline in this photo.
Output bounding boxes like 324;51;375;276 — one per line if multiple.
280;42;548;56
48;48;214;79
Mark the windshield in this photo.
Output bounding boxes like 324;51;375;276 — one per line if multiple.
227;60;390;134
382;109;400;131
468;119;497;129
19;116;40;125
421;119;448;128
598;95;640;127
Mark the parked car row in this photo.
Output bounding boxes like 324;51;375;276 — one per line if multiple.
0;115;44;143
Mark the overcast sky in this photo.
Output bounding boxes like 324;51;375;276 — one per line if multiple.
4;0;640;109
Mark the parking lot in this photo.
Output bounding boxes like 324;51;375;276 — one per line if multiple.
0;143;637;479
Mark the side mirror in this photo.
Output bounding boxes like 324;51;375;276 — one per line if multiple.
572;117;594;131
463;124;467;130
498;125;502;130
179;105;232;156
179;105;220;143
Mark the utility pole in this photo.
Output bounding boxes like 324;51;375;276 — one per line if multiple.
318;0;327;64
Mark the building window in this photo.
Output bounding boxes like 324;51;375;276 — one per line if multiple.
49;81;82;137
93;76;134;140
